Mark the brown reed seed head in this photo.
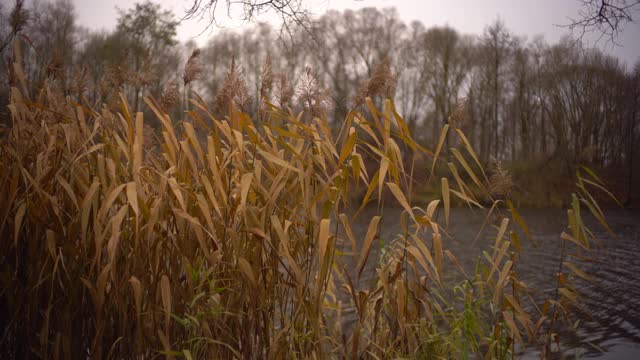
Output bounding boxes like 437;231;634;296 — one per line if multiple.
133;58;157;88
215;57;249;114
448;97;468;129
353;57;396;106
70;67;89;96
9;0;28;34
183;48;203;86
295;66;332;118
260;54;275;101
487;157;513;197
46;56;64;80
275;72;294;108
160;81;179;111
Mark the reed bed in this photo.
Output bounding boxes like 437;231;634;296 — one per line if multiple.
0;43;614;359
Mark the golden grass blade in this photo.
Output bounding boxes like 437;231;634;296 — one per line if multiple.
433;232;443;281
378;158;389;202
357;216;381;279
339;214;357;255
430;124;449;178
238;257;257;289
407;245;437;281
161;275;172;331
455;128;487;181
502;311;523;344
126;182;139;217
441;178;450;228
240;173;252;210
168;177;186;211
183;122;204;165
81;178;100;242
107;206;128;269
259;150;300;174
129;276;143;317
564;261;593;283
56;175;79;211
46;229;56;259
132;112;143;184
494;218;509;249
451;148;486;192
494;260;513;304
13;202;26;247
507;200;532;243
338;128;357;165
98;183;126;221
386;182;415;224
96;264;111;314
316;218;332;302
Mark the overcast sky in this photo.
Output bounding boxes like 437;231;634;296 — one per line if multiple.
72;0;640;66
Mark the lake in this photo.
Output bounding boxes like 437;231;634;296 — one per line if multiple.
346;207;640;358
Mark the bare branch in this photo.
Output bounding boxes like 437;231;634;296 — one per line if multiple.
564;0;640;43
182;0;311;32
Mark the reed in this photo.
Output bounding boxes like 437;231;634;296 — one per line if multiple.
0;42;614;359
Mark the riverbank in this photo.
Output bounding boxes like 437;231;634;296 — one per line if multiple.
407;158;639;209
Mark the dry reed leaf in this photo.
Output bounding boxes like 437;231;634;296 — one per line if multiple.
494;260;513;304
96;264;111;314
168;178;186;211
502;311;523;344
494;218;509;249
46;229;56;259
98;184;126;221
451;148;485;192
160;275;172;331
357;216;381;278
488;241;510;281
126;182;139;217
81;178;100;241
378;158;389;201
318;219;331;261
396;279;406;331
107;206;128;270
132;113;143;180
441;178;450;228
13;202;26;247
386;182;416;224
56;175;79;210
259;150;300;174
444;250;468;279
564;261;593;282
129;276;142;316
455;128;487;180
339;214;357;255
431;125;449;179
240;173;252;210
238;257;256;288
426;200;440;220
433;232;443;281
407;245;436;281
157;329;174;360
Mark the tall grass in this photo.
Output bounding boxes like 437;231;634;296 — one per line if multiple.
0;42;614;359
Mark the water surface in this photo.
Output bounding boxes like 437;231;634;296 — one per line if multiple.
346;207;640;358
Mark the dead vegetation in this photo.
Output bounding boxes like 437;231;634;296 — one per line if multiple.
0;39;616;359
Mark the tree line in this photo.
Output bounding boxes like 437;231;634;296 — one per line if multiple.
1;0;638;186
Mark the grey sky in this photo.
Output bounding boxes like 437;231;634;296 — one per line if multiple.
72;0;640;66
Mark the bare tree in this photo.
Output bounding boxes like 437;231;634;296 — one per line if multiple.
567;0;640;42
183;0;311;32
